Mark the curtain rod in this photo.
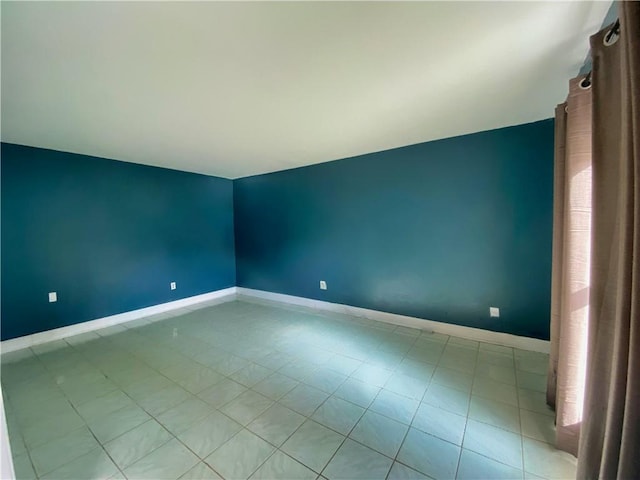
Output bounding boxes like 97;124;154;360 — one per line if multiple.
604;19;621;45
580;18;620;90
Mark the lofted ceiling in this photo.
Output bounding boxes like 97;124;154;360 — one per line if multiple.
1;1;611;179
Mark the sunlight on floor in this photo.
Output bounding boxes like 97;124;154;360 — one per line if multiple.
1;300;577;479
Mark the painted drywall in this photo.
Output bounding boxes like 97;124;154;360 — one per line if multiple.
2;2;610;178
1;143;235;340
234;120;554;340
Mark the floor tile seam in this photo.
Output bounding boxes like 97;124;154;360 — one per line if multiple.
515;366;549;377
343;427;404;462
2;363;55;387
473;369;519;388
230;431;285;480
244;446;280;479
330;387;378;410
252;356;292;372
466;351;529;474
58;381;121;406
383;387;441;480
127;350;241;410
71;382;160;471
320;430;397;480
245;412;303;451
518;424;556;446
450;342;479;480
444;338;481;352
266;447;321;478
82;398;151;434
36;394;127;480
276;364;320;383
104;422;175;472
315;426;355;478
411;345;445;367
76;389;150;425
91;443;129;480
461;443;526;473
270;402;351;476
103;369;167;396
384;459;437;480
248;379;298;402
514;381;546;396
469;388;520;410
429;372;473;395
12;350;70;405
110;378;192;428
61;343;159;393
513;358;528;476
169;424;231;479
299;367;351;394
387;426;436;478
519;426;528;476
516;405;561;476
119;384;236;476
453;408;470;479
3;390;76;433
408;413;467;448
467;389;522;413
476;358;517;370
343;355;404;374
36;443;111;479
12;305;548;479
381;383;430;411
14;439;39;480
309;395;367;439
21;414;89;452
466;410;521;436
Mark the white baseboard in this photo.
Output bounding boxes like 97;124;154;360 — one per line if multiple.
0;287;238;354
237;287;550;353
1;285;550;355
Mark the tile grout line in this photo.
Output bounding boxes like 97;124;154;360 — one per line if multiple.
7;351;51;480
316;384;377;479
62;341;177;479
380;340;444;480
453;341;483;479
31;328;232;478
516;354;528;478
5;301;558;480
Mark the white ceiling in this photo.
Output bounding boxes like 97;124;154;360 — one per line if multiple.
1;1;610;179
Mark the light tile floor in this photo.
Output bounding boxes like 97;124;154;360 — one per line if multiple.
1;300;578;480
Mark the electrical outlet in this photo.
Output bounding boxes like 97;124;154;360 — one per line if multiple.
48;292;57;303
489;307;500;317
319;280;327;290
170;282;176;290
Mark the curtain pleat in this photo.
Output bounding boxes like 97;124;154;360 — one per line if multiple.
577;3;640;479
547;104;568;410
553;77;593;456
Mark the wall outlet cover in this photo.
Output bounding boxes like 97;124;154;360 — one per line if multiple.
489;307;500;317
48;292;57;302
170;282;177;290
320;280;327;290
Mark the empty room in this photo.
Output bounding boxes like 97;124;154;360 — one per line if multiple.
1;2;638;480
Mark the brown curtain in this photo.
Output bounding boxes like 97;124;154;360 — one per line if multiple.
547;78;593;456
577;4;640;479
547;103;567;411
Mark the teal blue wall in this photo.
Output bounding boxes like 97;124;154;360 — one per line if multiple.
1;143;236;340
1;119;554;341
234;120;554;340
